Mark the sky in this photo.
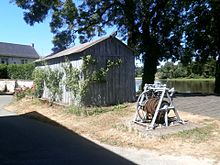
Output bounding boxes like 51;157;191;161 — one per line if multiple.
0;1;55;56
0;0;118;58
0;1;142;65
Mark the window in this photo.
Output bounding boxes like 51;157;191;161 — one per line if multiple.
1;58;8;64
21;59;28;64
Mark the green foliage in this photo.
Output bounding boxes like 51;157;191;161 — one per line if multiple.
44;67;64;102
32;55;121;105
62;59;80;101
67;103;127;116
0;64;35;80
12;0;220;92
181;1;220;93
170;123;216;143
91;58;123;82
80;55;96;97
0;64;8;78
32;66;63;102
11;0;78;53
32;68;45;98
135;66;143;77
14;87;34;100
80;55;123;99
7;64;35;80
157;59;216;79
67;106;85;116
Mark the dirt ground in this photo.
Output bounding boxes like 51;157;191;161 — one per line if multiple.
5;97;220;163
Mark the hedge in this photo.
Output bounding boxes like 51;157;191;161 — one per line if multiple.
0;63;35;80
0;64;8;78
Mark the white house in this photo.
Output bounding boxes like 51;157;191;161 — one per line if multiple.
0;42;39;64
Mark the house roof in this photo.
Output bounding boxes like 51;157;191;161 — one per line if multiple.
0;42;39;59
37;35;134;62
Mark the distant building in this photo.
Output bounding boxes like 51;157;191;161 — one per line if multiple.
0;42;39;64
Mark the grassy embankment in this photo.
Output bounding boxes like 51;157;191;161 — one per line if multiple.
135;77;215;81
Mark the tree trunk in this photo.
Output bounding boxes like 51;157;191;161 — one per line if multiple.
141;41;160;90
142;54;158;85
214;56;220;94
141;31;160;89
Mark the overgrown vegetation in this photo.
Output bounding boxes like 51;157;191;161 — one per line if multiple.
0;63;35;80
0;64;8;78
14;87;34;100
135;66;143;78
44;67;64;102
62;59;80;103
157;59;216;79
67;103;128;116
32;68;45;98
30;55;122;105
163;123;217;143
80;55;122;99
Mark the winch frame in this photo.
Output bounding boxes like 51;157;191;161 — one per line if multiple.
134;83;184;129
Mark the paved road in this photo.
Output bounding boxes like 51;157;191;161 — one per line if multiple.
0;95;16;116
175;95;220;119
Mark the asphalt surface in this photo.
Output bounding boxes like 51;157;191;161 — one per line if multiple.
0;96;135;165
0;95;16;117
175;95;220;120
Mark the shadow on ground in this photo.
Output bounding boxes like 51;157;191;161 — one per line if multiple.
0;111;136;165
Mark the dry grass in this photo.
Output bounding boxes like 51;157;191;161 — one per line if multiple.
6;97;220;161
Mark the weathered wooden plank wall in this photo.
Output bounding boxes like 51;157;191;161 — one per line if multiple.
37;37;135;106
82;37;135;105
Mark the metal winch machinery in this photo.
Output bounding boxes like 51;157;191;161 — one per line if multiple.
134;83;184;129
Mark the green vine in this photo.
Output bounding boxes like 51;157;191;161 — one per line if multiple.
32;68;45;98
92;58;123;82
32;55;122;105
44;67;64;102
80;55;123;98
62;59;80;103
80;55;95;97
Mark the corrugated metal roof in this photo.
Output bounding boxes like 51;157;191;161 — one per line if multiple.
0;42;39;59
37;35;133;62
42;36;109;61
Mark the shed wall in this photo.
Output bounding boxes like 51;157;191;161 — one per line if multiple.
38;56;83;105
82;37;135;105
37;37;135;106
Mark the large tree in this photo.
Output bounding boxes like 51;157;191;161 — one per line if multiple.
14;0;220;93
12;0;185;87
182;0;220;93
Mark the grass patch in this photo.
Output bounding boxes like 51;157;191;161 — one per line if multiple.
164;123;216;143
158;78;215;81
32;98;43;105
113;123;129;132
135;77;142;80
66;103;128;116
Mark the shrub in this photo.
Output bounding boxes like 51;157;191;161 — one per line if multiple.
32;68;45;98
14;87;34;100
7;63;35;80
0;64;8;78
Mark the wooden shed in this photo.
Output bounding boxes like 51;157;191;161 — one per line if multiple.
36;35;135;106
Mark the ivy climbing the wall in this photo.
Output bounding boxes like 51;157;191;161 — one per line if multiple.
80;55;123;99
32;55;122;105
62;59;80;103
32;68;45;98
44;67;64;102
